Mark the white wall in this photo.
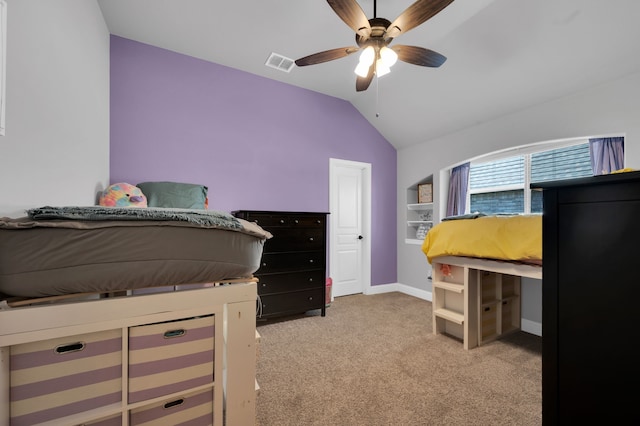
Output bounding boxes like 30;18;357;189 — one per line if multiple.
397;71;640;328
0;0;110;218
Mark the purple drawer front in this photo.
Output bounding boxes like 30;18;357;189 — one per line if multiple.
84;413;123;426
129;388;214;425
10;329;122;426
128;315;215;403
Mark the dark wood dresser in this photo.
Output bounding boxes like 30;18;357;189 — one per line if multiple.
233;210;328;319
533;171;640;424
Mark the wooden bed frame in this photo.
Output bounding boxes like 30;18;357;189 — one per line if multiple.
431;256;541;350
0;279;258;425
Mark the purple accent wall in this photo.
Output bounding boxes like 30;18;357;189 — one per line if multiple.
110;36;397;285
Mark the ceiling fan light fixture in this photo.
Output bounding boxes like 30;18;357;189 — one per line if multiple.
379;46;398;67
354;46;375;77
375;59;391;77
354;62;370;77
359;46;375;66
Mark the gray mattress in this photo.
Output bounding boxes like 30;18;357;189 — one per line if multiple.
0;216;271;298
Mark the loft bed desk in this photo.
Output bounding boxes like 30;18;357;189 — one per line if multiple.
422;214;542;350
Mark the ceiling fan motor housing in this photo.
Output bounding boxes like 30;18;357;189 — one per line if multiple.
356;17;393;50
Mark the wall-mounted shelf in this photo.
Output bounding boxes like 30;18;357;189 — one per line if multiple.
406;202;433;244
406;176;434;245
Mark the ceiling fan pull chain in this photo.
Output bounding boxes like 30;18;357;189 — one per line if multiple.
375;76;380;118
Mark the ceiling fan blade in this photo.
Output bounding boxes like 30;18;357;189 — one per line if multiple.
327;0;372;39
356;64;374;92
391;45;447;67
295;47;360;66
386;0;454;39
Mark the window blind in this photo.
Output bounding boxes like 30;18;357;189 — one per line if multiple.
470;156;524;190
531;144;591;183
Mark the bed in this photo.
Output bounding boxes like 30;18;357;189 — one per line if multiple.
0;206;271;299
421;214;542;349
421;214;542;266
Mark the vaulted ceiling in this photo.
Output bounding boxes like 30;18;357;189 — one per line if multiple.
98;0;640;149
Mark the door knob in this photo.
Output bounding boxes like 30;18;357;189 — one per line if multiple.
358;235;363;240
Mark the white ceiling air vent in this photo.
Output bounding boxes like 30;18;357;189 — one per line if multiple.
265;52;295;73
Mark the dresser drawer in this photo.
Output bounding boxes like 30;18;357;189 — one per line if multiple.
258;251;324;273
265;227;325;252
259;288;325;317
237;212;325;228
256;270;325;295
128;315;215;404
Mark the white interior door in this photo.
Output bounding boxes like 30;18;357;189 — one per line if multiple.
329;159;371;298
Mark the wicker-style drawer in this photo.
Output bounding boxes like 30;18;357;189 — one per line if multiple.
128;315;215;404
129;388;214;425
9;329;122;426
83;413;122;426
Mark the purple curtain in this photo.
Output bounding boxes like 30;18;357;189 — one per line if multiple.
446;162;470;217
589;137;624;175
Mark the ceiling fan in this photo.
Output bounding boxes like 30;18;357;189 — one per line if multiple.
295;0;454;92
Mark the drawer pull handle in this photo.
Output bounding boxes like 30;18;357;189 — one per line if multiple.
484;307;490;312
262;262;267;267
280;219;285;224
294;219;299;224
308;297;313;301
309;237;314;241
164;329;186;339
308;278;313;282
55;342;85;354
309;259;314;263
262;283;267;287
164;398;185;409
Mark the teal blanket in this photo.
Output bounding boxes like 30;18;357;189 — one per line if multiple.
27;206;242;230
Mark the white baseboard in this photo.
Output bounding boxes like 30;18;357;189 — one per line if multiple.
363;282;397;295
521;319;542;336
367;282;542;336
366;282;432;300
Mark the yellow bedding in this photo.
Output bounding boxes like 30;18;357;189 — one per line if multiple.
421;215;542;264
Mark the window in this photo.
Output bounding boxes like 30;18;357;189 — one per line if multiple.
468;142;592;214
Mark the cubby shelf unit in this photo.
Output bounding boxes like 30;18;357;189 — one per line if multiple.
405;202;434;245
406;175;434;245
431;256;525;350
